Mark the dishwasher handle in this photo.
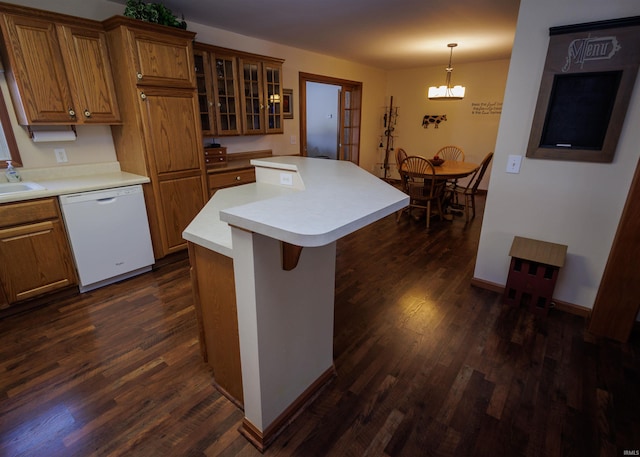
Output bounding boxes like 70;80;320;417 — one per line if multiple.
97;197;117;204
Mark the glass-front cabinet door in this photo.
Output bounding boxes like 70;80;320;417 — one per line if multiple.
193;50;215;135
212;53;241;136
263;61;283;134
193;43;284;137
239;58;264;134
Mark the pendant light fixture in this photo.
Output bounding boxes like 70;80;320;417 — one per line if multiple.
428;43;466;100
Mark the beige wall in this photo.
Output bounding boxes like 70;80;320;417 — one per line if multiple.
3;0;506;182
474;0;640;310
1;0;389;175
386;59;509;186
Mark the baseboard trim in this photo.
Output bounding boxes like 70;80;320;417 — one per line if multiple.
471;277;591;318
470;277;503;294
239;365;336;452
212;380;244;411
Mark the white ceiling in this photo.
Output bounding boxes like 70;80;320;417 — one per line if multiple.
113;0;521;70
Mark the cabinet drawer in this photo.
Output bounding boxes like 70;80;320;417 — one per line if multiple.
204;147;226;158
208;168;255;190
205;156;227;167
0;198;59;228
204;147;227;168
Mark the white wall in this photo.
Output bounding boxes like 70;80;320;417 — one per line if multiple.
474;0;640;309
386;59;510;185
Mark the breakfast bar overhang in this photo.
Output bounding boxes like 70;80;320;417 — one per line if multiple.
183;156;408;451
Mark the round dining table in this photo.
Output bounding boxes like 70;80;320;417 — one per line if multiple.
428;160;479;179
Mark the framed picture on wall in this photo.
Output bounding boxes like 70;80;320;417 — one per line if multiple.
283;89;293;119
526;16;640;163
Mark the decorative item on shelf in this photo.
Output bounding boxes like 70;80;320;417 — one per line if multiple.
428;43;466;100
381;96;398;180
282;89;293;119
123;0;187;29
422;114;447;128
203;145;227;169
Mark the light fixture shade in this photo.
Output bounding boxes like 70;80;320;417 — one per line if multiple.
428;85;466;100
428;43;466;100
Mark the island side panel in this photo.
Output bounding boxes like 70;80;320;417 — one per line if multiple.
188;242;243;406
231;227;336;432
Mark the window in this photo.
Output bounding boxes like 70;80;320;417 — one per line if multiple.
0;84;21;168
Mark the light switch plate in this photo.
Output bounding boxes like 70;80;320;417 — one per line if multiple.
506;154;521;174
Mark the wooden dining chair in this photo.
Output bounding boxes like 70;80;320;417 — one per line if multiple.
395;148;408;172
397;155;446;229
454;152;494;222
435;145;465;162
436;145;466;204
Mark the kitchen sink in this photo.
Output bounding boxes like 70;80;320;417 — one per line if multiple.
0;181;46;195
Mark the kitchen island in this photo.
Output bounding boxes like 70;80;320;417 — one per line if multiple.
183;156;408;450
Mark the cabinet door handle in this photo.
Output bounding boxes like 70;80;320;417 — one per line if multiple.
140;92;147;100
83;109;91;118
235;176;242;181
137;72;143;80
68;108;76;117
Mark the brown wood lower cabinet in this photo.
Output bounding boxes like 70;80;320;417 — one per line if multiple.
157;174;207;255
0;198;77;309
188;242;243;406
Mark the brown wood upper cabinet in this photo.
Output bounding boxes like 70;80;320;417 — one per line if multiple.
0;4;121;125
194;45;241;136
239;56;283;135
126;27;196;89
194;42;284;136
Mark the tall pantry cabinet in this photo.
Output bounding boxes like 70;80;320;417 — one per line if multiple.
103;17;207;259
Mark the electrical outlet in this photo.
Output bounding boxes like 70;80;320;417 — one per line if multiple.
279;172;293;186
54;148;68;163
506;154;521;174
290;135;297;145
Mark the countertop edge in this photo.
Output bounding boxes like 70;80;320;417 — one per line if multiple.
0;172;151;204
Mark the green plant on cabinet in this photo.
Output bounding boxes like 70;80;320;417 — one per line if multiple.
123;0;187;29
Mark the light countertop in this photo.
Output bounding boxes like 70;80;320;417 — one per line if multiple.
0;162;150;204
183;156;409;255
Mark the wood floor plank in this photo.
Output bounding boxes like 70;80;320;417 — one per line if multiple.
0;195;639;456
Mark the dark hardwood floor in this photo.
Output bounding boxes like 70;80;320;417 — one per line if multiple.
1;195;639;457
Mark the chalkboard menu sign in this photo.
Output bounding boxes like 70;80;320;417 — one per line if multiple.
527;17;640;163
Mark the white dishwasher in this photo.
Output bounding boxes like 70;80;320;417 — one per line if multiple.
59;185;154;292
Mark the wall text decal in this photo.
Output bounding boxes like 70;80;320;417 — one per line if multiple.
471;102;503;115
